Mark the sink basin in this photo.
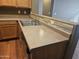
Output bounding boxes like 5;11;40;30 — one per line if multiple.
20;19;40;26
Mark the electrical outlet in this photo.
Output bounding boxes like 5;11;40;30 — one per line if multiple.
18;10;21;14
24;10;27;14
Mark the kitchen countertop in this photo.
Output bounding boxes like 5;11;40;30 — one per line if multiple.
0;15;71;50
0;15;30;20
20;23;69;50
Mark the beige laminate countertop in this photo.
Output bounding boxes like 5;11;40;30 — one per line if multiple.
0;18;28;20
0;15;69;50
0;15;30;20
21;25;69;50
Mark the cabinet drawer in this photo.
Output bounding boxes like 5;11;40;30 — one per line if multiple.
0;24;18;40
17;0;29;7
0;0;16;6
0;20;17;25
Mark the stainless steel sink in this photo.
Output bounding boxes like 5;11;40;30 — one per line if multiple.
20;19;40;26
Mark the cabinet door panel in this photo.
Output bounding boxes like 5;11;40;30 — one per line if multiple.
8;0;16;6
17;0;29;7
28;0;32;8
0;27;1;39
0;21;17;25
1;0;9;6
0;0;31;8
0;0;2;6
0;25;17;39
0;40;17;59
0;0;16;6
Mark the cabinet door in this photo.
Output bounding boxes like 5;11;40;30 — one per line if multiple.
16;39;29;59
0;40;17;59
0;0;2;6
0;24;17;39
28;0;32;8
17;0;29;8
0;41;10;59
1;0;9;6
0;27;1;39
8;0;16;6
0;0;16;7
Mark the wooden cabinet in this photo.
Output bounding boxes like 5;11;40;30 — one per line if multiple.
17;0;31;8
9;0;16;6
28;0;32;8
17;0;29;8
27;41;68;59
0;40;18;59
0;0;16;7
18;24;29;59
0;28;1;39
0;0;32;8
0;21;18;40
16;39;28;59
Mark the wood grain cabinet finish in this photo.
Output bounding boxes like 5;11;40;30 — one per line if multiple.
0;21;18;40
28;0;32;8
17;0;29;8
16;0;32;8
16;39;29;59
0;0;32;8
0;40;18;59
0;28;1;39
8;0;16;6
0;0;16;7
28;41;68;59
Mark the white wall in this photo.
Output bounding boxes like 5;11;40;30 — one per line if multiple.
43;0;51;16
38;0;43;15
52;0;79;21
31;0;39;14
32;0;43;15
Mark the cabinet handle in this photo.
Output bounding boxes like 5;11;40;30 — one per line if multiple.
0;38;2;40
27;48;30;54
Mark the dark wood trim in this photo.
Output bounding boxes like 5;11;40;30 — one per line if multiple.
64;25;79;59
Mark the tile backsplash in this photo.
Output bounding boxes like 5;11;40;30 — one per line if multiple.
0;6;31;15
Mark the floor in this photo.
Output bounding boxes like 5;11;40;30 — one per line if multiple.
0;39;27;59
72;40;79;59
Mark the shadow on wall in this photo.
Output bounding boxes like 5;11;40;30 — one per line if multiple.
71;13;79;22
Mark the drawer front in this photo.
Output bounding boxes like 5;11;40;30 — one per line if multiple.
0;24;17;39
0;28;1;39
0;20;17;25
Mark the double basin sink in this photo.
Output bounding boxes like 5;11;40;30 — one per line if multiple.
20;19;40;26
